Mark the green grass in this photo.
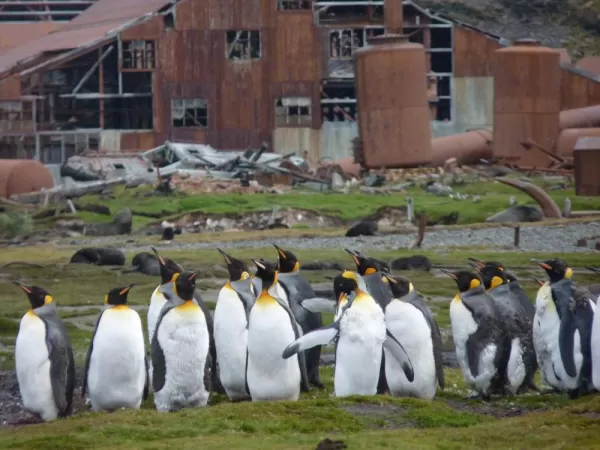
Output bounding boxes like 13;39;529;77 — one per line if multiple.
1;245;600;447
64;176;600;230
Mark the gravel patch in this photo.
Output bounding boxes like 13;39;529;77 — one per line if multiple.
65;222;600;254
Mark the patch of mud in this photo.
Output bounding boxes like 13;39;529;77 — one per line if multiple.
341;404;412;429
444;398;533;419
0;369;87;428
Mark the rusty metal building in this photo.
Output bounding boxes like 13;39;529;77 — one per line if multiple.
0;0;599;165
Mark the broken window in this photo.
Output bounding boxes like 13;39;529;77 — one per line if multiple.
321;82;356;122
329;28;383;59
226;31;261;60
0;101;33;131
171;98;208;128
275;97;312;126
278;0;310;10
122;40;156;69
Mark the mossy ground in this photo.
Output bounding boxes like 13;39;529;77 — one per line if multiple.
0;244;599;448
45;175;600;231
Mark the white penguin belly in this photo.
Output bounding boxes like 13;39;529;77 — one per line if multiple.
247;301;300;401
384;301;437;400
147;286;167;341
450;300;497;395
592;309;600;391
15;312;58;421
154;304;210;412
506;337;526;393
87;307;146;411
334;301;386;397
214;287;250;401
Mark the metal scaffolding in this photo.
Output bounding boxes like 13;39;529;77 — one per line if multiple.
0;0;96;22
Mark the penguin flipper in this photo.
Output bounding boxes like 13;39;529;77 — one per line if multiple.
282;323;339;359
143;355;150;401
384;329;414;382
151;305;174;393
82;310;105;400
300;297;336;314
44;317;76;417
558;311;578;378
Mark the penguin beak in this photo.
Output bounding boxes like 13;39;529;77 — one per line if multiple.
344;248;362;267
382;273;397;284
216;248;231;264
324;275;335;280
12;281;32;294
151;247;167;266
252;259;266;270
531;278;545;287
440;269;457;280
530;259;552;270
467;262;481;271
272;244;287;260
466;257;485;268
586;266;600;275
119;284;135;296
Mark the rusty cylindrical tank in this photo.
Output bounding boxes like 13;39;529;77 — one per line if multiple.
559;105;600;130
556;128;600;157
431;129;493;166
0;159;54;199
354;34;432;168
493;39;561;167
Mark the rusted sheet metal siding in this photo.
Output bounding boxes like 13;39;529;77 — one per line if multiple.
176;0;210;30
320;121;358;161
157;30;217;84
493;42;561;166
273;127;321;164
170;128;206;143
206;0;272;29
574;141;600;196
120;131;156;151
272;13;320;83
454;77;494;129
0;75;21;98
120;16;163;40
384;0;403;34
453;27;501;77
220;61;266;131
560;69;600;110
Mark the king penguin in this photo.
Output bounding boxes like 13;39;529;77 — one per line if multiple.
384;274;444;400
472;263;538;394
273;244;326;389
213;248;255;402
345;248;392;394
442;270;511;400
532;259;595;398
82;284;148;411
587;267;600;391
247;259;308;401
149;247;221;394
282;271;414;397
152;271;211;411
13;282;75;421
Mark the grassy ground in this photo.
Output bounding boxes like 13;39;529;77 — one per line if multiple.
62;176;600;230
0;245;600;448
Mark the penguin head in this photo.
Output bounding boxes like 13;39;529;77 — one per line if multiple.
383;274;413;298
105;284;135;306
151;247;182;284
468;257;517;283
476;265;508;290
532;258;572;283
441;269;483;293
332;271;359;302
13;281;53;310
273;244;299;273
217;248;249;282
252;259;278;290
344;248;385;276
173;271;198;302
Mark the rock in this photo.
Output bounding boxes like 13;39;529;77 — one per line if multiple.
55;219;85;232
69;247;126;266
345;220;378;237
128;252;183;276
390;255;432;271
315;438;347;450
364;174;386;187
486;205;543;223
114;208;133;234
577;238;588;247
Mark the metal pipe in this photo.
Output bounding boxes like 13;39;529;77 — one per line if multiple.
431;129;493;166
559;105;600;129
72;46;113;94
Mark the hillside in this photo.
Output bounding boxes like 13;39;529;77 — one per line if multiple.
419;0;600;60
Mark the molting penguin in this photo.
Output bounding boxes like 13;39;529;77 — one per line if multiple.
345;248;392;394
149;247;221;394
14;282;75;421
473;263;538;394
442;270;511;400
246;259;307;401
273;244;326;389
82;284;148;411
213;248;255;402
283;272;414;397
152;271;211;411
533;259;595;397
467;257;535;319
384;274;444;400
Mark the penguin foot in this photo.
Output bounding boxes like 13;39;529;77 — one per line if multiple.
467;392;490;402
310;378;326;389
